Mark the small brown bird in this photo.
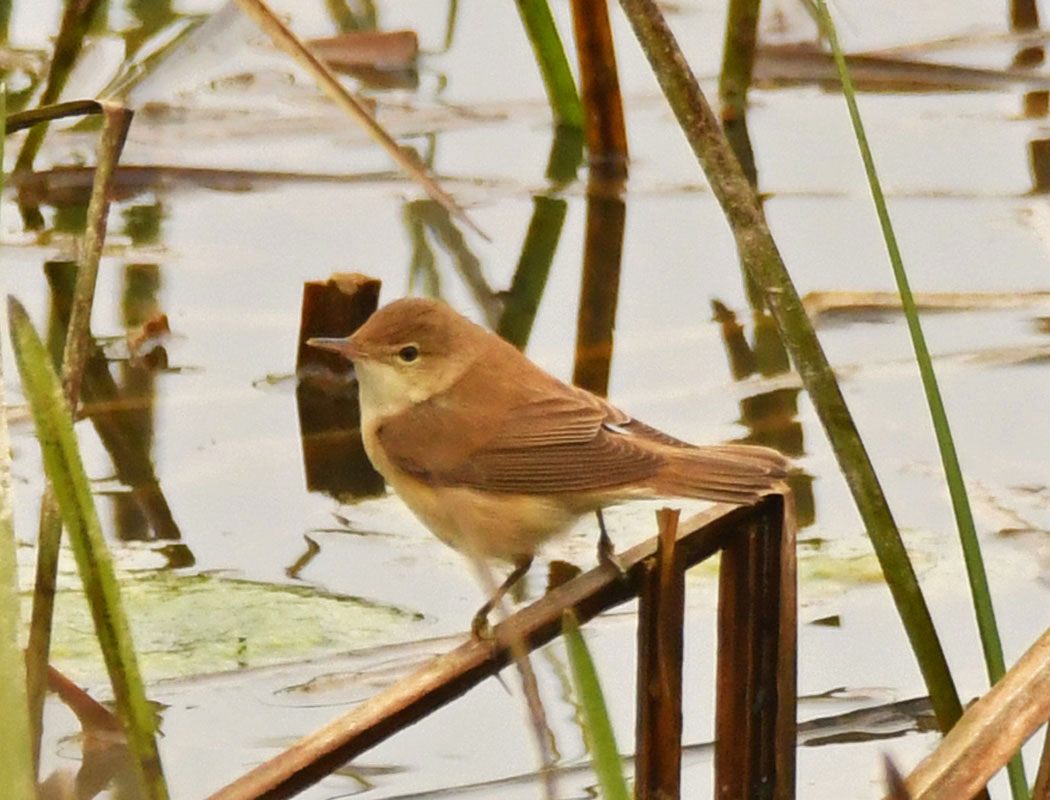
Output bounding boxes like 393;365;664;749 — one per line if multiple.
309;297;788;634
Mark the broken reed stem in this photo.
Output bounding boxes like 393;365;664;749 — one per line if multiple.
714;497;794;800
25;103;133;768
13;0;106;173
570;0;629;178
614;0;966;733
634;508;684;800
232;0;486;240
4;99;103;135
897;626;1050;800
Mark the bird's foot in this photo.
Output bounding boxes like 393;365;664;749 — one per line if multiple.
596;508;625;575
470;555;533;640
470;606;495;641
598;536;628;577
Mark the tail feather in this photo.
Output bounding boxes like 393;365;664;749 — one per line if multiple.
649;444;789;505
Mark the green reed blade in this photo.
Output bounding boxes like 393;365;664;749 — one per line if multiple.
813;3;1027;797
25;104;133;770
0;85;37;800
0;366;35;800
8;298;170;800
563;610;630;800
514;0;585;129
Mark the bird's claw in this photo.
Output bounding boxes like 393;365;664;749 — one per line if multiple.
471;607;494;641
598;540;628;577
597;515;628;578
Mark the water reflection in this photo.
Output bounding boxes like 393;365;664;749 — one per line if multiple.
123;0;179;59
404;199;501;327
325;0;379;33
44;259;188;558
496;195;566;349
497;126;581;349
295;275;385;501
0;1;42;112
714;52;813;525
572;179;626;398
297;127;581;502
39;739;138;800
1016;5;1050;192
712;301;814;527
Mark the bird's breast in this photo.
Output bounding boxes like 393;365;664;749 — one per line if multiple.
360;416;583;561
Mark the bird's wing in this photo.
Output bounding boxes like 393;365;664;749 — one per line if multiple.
375;383;666;495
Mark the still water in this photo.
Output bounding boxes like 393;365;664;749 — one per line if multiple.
3;0;1050;797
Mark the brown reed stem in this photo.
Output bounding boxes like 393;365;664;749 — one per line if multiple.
635;508;684;799
570;0;629;178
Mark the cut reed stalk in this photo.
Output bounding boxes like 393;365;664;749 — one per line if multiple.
634;508;685;799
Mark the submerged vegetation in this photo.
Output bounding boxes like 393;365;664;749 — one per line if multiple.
1;0;1048;798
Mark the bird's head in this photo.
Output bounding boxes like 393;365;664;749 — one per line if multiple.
308;297;490;417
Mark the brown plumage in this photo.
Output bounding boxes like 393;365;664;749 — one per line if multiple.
362;299;788;505
309;297;789;631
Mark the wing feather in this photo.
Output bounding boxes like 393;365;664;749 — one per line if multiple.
375;355;664;493
374;337;786;498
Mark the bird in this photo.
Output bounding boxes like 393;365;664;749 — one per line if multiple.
308;297;789;635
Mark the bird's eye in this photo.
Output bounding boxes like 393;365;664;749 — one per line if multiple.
398;345;419;363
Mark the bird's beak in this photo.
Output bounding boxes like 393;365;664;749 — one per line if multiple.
306;336;364;361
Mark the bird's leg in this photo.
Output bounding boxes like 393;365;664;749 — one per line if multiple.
471;555;534;639
596;509;626;575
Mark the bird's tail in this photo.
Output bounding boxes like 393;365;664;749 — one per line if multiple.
649;443;789;505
